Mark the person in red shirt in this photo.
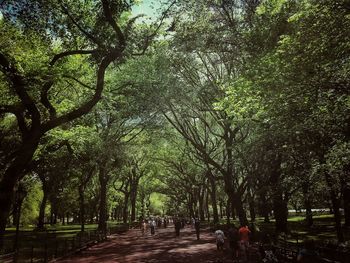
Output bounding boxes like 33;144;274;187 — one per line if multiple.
238;225;251;261
239;225;251;242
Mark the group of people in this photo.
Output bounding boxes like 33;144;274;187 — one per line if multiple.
174;217;200;238
214;225;252;261
140;217;170;236
214;225;320;263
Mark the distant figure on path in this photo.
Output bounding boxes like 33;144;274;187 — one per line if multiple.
194;218;200;240
150;219;156;235
175;218;181;237
141;220;147;236
215;229;225;251
227;224;239;259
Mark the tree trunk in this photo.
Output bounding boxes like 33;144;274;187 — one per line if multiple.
272;192;288;233
198;188;205;221
259;190;270;222
209;176;219;223
249;196;256;222
226;198;231;224
219;201;223;219
0;136;40;249
98;165;108;232
79;186;85;232
270;156;288;233
205;191;210;221
188;193;194;218
342;180;350;226
302;183;313;227
324;171;344;242
123;193;129;223
233;192;249;226
130;181;139;222
37;185;48;229
305;198;313;227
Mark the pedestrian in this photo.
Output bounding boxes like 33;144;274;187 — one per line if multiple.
141;219;147;236
150;218;156;235
227;224;239;260
191;217;195;228
194;218;200;240
175;218;181;237
215;229;225;251
239;225;251;261
163;217;167;228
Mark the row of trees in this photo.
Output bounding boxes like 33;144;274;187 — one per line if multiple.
0;0;173;249
0;0;349;251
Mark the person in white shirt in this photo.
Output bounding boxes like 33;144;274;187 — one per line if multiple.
215;229;225;251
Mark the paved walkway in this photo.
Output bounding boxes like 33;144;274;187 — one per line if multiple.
56;225;235;263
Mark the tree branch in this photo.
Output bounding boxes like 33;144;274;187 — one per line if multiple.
101;0;125;47
61;5;103;47
50;49;99;66
42;51;120;132
0;52;41;129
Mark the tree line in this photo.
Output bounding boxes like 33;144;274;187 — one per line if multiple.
0;0;349;250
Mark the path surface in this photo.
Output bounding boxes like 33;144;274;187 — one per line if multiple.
56;225;236;263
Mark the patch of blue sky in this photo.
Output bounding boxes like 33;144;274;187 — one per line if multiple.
132;0;164;22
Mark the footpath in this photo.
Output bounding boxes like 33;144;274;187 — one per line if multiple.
56;225;236;263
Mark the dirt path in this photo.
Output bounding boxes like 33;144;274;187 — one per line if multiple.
56;225;237;263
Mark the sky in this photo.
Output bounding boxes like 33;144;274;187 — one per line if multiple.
132;0;163;20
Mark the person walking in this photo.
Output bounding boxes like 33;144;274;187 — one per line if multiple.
227;224;239;260
141;219;147;236
150;218;156;235
175;218;181;237
239;225;251;261
194;218;200;240
215;229;225;251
